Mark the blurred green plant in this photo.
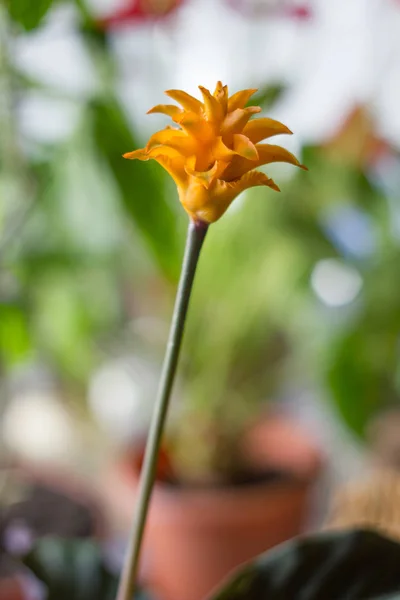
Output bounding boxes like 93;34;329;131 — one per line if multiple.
4;0;56;31
90;97;182;280
327;248;400;437
23;538;118;600
0;0;184;386
10;537;150;600
1;0;400;479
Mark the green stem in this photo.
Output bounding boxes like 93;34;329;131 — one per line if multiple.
116;219;208;600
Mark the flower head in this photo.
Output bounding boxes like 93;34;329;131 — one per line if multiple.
124;82;306;223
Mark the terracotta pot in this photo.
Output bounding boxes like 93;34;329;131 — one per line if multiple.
104;416;322;600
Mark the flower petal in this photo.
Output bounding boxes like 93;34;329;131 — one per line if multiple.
228;88;258;112
185;157;228;189
240;169;281;192
152;153;187;186
165;89;203;113
233;134;259;160
243;117;293;143
174;111;213;142
216;171;280;204
221;106;261;136
148;145;182;159
199;86;224;124
123;149;148;160
212;136;236;161
256;144;307;170
223;143;306;180
147;104;183;119
162;135;198;157
146;127;186;150
182;169;278;223
213;81;224;97
124;145;187;187
213;81;228;113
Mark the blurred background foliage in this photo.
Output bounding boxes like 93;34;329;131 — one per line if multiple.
1;0;400;479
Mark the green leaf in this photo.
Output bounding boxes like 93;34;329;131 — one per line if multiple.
4;0;55;31
327;286;400;438
209;529;400;600
0;301;31;366
327;329;385;437
32;273;102;381
22;538;118;600
22;537;151;600
90;98;183;281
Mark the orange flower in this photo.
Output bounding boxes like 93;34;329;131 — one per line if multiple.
124;82;306;223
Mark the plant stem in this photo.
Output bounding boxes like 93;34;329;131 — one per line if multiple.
116;218;209;600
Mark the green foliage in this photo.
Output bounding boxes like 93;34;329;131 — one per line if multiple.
32;273;102;379
328;320;400;438
209;529;400;600
322;186;400;438
4;0;56;31
21;537;150;600
282;145;400;440
0;300;31;367
90;98;183;281
1;0;399;470
23;538;117;600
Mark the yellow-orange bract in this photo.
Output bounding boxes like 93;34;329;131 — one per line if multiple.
123;82;306;223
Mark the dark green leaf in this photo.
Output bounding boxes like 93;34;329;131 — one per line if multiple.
327;269;400;438
22;538;117;600
5;0;55;31
90;98;183;281
0;301;31;366
22;537;151;600
209;529;400;600
327;329;386;437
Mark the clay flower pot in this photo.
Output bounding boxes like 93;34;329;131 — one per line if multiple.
104;416;322;600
